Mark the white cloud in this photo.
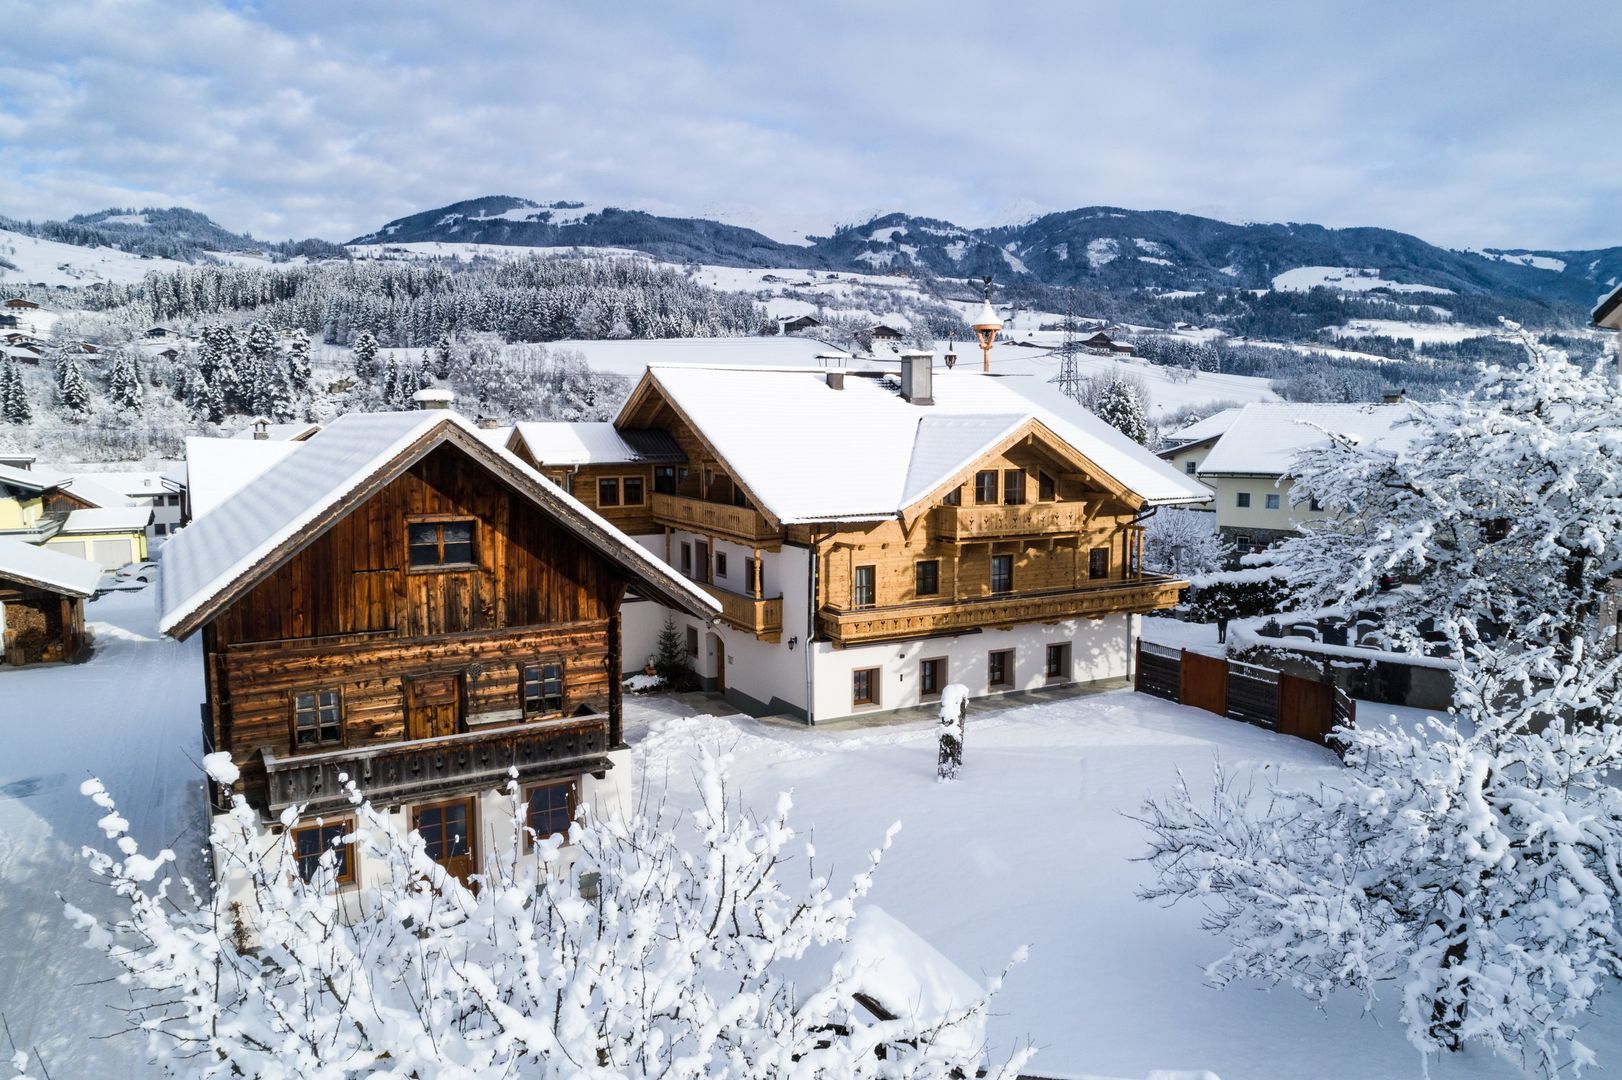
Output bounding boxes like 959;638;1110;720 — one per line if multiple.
0;0;1618;250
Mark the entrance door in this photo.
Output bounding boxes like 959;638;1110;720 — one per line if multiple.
710;633;726;692
413;797;477;884
695;541;711;584
407;674;461;741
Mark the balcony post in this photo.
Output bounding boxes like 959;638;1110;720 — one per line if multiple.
753;547;763;599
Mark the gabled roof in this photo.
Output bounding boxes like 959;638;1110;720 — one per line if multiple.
228;420;323;442
0;537;102;597
74;469;186;499
1595;282;1622;330
159;409;720;639
0;462;54;494
1197;402;1417;478
0;465;134;508
185;437;302;519
59;507;152;534
617;365;1209;524
1160;407;1244;452
508;421;686;467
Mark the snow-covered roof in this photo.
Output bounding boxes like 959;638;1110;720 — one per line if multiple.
58;507;152;534
72;469;184;499
159;409;720;638
185;437;303;519
509;421;685;467
1162;406;1244;449
626;364;1209;523
228;420;322;442
0;462;54;494
0;537;103;596
1197;402;1417;478
1595;282;1622;330
55;475;137;509
840;906;986;1057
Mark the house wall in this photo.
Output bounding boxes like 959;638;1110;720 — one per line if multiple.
0;494;42;530
1206;475;1329;537
1160;446;1215;495
44;530;146;568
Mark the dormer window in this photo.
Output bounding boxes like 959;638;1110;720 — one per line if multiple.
409;519;476;568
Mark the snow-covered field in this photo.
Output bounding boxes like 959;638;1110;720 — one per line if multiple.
1270;266;1452;295
0;228;190;287
1326;318;1503;344
6;587;1620;1076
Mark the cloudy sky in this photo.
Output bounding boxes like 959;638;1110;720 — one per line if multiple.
2;0;1617;250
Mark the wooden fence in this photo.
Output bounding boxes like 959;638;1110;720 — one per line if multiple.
1135;640;1354;750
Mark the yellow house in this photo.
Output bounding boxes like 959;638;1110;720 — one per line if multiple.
0;463;151;569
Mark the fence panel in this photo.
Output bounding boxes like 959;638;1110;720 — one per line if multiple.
1135;641;1180;702
1180;650;1228;717
1279;673;1336;745
1226;662;1279;729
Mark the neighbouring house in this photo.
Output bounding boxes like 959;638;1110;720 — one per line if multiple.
3;298;40;310
0;454;34;471
0;537;100;666
0;314;17;329
510;353;1207;723
229;417;323;443
182;435;303;520
158;402;720;898
1156;407;1243;493
1082;332;1135;356
1595;282;1622;333
870;323;904;341
145;326;172;339
1196;401;1416;548
0;463;152;567
780;314;821;333
78;468;188;543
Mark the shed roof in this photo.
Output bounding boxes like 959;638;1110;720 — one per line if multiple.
0;537;103;597
59;507;152;534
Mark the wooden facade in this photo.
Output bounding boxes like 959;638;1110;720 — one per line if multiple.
200;442;650;816
0;579;86;666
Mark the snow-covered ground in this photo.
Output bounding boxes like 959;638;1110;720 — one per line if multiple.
1270;266;1452;295
0;228;191;288
1326;318;1503;345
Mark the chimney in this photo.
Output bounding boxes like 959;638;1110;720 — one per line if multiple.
252;418;269;441
826;371;845;391
1382;389;1406;404
413;388;456;411
899;350;934;405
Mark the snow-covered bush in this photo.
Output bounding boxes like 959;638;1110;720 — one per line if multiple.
1138;333;1622;1076
1144;508;1228;577
67;751;1031;1078
937;684;969;780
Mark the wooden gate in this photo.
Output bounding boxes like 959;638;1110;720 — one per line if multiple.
1179;650;1228;717
1278;673;1335;745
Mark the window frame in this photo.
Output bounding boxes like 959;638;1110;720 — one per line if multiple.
413;796;477;874
685;625;699;657
1088;546;1110;580
1235;492;1252;509
714;551;728;580
653;465;677;495
974;470;998;505
941;486;961;506
597;477;621;507
1038;471;1057;501
292;688;343;750
292;818;357;887
1002;469;1026;506
520;659;565;719
1264;493;1281;510
853;564;877;609
1045;642;1071;680
918;656;946;699
1184;460;1198;475
988;649;1014;689
523;779;578;851
406;516;478;572
621;475;646;506
680;542;693;576
989;553;1014;595
914;558;940;598
852;667;880;708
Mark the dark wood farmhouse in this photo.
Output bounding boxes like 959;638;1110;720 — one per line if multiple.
159;405;718;888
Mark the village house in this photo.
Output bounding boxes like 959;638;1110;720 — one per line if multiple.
1194;401;1415;549
158;400;719;893
1156;407;1242;491
869;323;904;341
0;537;100;666
1595;282;1622;334
78;468;188;543
3;298;40;310
507;353;1208;723
1082;331;1135;356
779;314;821;333
0;463;151;568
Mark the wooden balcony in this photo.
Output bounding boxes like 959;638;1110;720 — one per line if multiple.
651;493;780;548
260;716;609;814
817;575;1187;646
932;501;1091;541
701;582;784;642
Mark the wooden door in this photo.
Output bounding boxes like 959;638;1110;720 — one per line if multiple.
407;674;461;741
713;635;726;692
413;797;477;884
696;541;711;584
1179;650;1228;717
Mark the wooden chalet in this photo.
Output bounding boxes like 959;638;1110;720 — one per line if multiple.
780;314;821;333
0;538;99;666
3;298;39;310
160;405;718;885
870;323;904;341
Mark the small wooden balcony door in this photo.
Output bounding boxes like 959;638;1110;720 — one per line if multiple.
413;796;477;884
407;674;461;741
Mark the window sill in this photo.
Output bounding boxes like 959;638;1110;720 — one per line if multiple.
406;563;480;575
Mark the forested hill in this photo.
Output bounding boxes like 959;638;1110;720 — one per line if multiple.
0;206;345;263
353;197;1622;321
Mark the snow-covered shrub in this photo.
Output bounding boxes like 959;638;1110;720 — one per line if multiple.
67;751;1031;1078
1144;508;1228;577
937;684;969;781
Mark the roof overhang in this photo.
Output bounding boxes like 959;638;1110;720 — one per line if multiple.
1594;283;1622;329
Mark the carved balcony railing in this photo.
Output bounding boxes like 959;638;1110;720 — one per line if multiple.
931;501;1091;542
817;575;1187;646
261;716;609;814
701;582;784;642
650;493;780;547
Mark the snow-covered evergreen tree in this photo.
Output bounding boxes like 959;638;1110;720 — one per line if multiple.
56;358;90;417
108;351;143;411
65;752;1030;1078
1090;378;1151;444
1139;333;1622;1076
351;330;380;382
0;359;29;423
286;327;312;393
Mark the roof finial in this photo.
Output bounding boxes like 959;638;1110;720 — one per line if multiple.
970;276;1003;373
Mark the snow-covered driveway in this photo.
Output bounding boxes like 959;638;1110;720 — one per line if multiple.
0;588;204;1076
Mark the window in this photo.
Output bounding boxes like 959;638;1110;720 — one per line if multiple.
654;466;677;494
408;520;475;568
1045;643;1070;679
597;478;621;507
154;522;167;536
1039;472;1056;501
743;556;758;596
714;551;728;579
525;781;576;846
853;565;876;608
1264;493;1281;510
919;657;945;697
1185;460;1198;475
942;486;961;506
166;493;181;506
521;662;564;717
1235;492;1251;509
685;626;699;657
988;650;1013;689
1088;547;1110;580
974;470;998;504
990;553;1013;594
293;820;355;886
294;690;342;748
1003;470;1026;505
622;476;645;505
852;667;879;707
680;542;692;576
1309;497;1324;513
915;559;940;597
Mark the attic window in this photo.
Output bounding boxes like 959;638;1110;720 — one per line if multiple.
408;519;476;568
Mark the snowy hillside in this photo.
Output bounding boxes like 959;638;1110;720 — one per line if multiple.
0;227;190;287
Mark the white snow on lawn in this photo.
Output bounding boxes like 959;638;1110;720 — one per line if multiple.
1271;266;1452;295
627;690;1622;1080
0;587;206;1077
1327;318;1502;344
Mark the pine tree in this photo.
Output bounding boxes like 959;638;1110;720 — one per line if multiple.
108;352;143;411
652;613;690;688
1091;378;1151;444
57;358;91;417
433;334;453;379
352;331;380;382
0;359;28;423
286;328;312;393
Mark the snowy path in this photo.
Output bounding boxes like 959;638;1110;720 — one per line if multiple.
626;691;1621;1080
0;588;204;1076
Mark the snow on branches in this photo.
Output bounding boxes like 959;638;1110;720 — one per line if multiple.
65;752;1031;1078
